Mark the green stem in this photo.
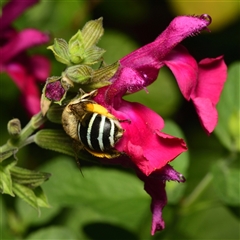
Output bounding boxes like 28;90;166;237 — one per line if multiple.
14;112;46;145
0;112;46;161
181;172;213;208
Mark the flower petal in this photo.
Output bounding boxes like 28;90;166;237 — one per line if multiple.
0;0;39;32
163;45;198;100
191;56;227;105
111;100;187;175
192;97;218;135
119;15;211;84
1;29;49;63
30;55;51;82
163;50;227;134
102;15;211;104
4;62;41;115
136;165;185;235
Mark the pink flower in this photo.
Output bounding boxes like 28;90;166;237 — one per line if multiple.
93;14;227;235
0;0;50;116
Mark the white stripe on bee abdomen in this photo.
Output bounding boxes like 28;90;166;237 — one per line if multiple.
87;112;98;150
109;118;116;148
98;115;106;151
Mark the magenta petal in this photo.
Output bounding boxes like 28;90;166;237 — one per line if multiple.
103;15;211;104
24;94;41;115
119;15;211;88
5;63;41;115
137;171;166;235
163;45;198;100
112;100;187;176
104;67;150;106
192;97;218;135
0;0;39;32
192;56;227;104
191;56;227;134
137;165;185;235
1;29;49;63
30;55;51;81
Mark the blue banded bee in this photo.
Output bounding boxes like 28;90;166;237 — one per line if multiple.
62;90;124;158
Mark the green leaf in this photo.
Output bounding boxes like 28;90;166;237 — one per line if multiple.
211;160;240;205
34;129;75;157
26;226;77;239
10;166;51;188
215;62;240;152
162;120;189;203
39;156;150;232
16;197;60;227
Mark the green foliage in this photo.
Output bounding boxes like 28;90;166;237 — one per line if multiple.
212;160;240;205
215;62;240;152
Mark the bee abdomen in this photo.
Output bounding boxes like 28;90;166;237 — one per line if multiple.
78;112;118;152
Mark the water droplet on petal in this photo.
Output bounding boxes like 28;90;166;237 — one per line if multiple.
200;14;212;25
143;73;148;79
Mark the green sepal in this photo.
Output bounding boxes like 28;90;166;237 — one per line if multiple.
82;46;105;65
48;18;105;66
0;158;17;196
83;61;119;91
34;129;75;157
10;166;51;189
12;183;50;214
34;186;51;208
47;38;71;66
82;17;104;49
93;61;119;83
0;144;18;162
77;17;105;65
65;64;93;83
46;104;64;124
68;30;84;64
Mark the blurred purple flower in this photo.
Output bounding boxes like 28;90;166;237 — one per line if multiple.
0;0;50;115
93;14;227;235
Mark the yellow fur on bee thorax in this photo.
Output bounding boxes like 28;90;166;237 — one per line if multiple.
85;102;115;119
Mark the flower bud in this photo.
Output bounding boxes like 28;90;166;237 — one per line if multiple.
7;118;21;137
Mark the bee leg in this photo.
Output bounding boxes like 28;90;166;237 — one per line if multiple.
72;140;84;177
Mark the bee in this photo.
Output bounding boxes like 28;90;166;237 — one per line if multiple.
62;90;124;159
